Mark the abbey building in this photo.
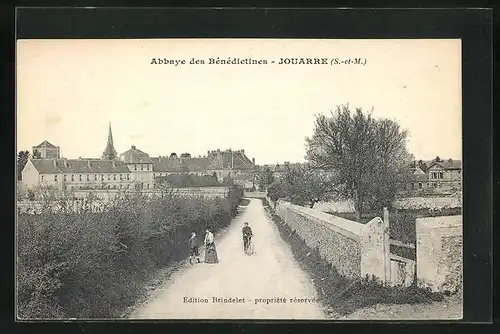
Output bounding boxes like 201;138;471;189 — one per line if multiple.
21;124;256;191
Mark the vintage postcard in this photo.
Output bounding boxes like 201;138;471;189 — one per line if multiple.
16;38;462;320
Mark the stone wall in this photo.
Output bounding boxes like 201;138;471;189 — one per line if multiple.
274;200;387;281
271;198;461;292
394;196;462;210
312;196;462;214
416;215;463;293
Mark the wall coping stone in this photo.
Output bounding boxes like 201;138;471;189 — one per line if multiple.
286;203;365;241
416;215;462;229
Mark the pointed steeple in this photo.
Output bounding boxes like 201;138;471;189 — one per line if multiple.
102;122;117;160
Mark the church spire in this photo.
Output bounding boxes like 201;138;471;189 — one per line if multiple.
102;122;117;160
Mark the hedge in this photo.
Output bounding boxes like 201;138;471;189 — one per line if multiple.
17;185;243;319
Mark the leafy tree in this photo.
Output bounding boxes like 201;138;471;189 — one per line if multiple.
305;104;412;221
17;150;30;180
367;119;414;210
225;183;244;216
222;175;234;186
258;167;274;191
169;153;178;158
267;180;287;203
272;163;337;208
180;153;191;158
32;149;42;159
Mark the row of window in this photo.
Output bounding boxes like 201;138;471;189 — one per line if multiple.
153;172;205;177
431;172;444;179
430;170;461;180
42;174;131;182
66;183;150;190
411;181;461;189
133;164;152;171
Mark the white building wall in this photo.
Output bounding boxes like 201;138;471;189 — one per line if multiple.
416;216;463;293
21;160;39;189
127;163;154;189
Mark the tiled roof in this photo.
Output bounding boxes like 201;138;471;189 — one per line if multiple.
30;159;130;174
205;150;255;170
427;159;461;170
151;157;184;173
183;157;209;172
411;173;428;182
33;140;57;149
233;173;254;181
30;160;61;174
119;146;153;164
151;157;210;173
273;163;304;173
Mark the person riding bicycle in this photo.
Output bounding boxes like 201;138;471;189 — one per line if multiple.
242;222;253;253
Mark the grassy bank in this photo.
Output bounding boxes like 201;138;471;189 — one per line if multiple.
17;185;243;319
262;198;444;316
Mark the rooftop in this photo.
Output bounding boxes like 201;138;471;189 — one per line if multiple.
33;140;58;149
30;159;130;174
119;145;153;164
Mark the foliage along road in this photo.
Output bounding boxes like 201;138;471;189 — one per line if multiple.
129;198;326;320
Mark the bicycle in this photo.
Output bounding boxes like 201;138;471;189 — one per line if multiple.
244;236;254;255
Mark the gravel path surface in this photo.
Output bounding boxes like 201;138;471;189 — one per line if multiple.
129;198;326;320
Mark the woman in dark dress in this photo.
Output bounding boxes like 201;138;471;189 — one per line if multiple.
204;227;219;264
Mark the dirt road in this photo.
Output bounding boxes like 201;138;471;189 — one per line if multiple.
129;198;326;320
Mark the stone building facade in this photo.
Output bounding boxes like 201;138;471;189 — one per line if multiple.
32;140;60;159
21;125;257;191
408;157;462;194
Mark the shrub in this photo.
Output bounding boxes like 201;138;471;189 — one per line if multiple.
17;189;243;319
27;189;35;201
156;174;221;188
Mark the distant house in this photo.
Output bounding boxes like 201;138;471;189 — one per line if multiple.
22;125;258;191
151;149;256;185
32;140;60;159
426;157;462;190
119;145;154;190
205;149;256;183
21;158;132;191
408;157;462;194
409;166;428;191
271;162;304;179
151;156;209;178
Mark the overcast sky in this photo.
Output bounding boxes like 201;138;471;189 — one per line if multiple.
17;39;461;165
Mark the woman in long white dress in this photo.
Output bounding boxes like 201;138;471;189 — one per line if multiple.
204;227;219;264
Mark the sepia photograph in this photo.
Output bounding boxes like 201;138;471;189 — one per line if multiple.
16;38;463;321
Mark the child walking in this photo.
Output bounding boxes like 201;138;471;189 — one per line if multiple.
188;232;201;264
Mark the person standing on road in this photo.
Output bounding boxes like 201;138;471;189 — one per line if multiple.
242;222;253;253
188;232;201;265
204;227;219;264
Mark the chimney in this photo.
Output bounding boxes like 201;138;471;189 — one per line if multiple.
241;149;245;154
448;158;453;163
252;157;255;165
132;145;136;150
